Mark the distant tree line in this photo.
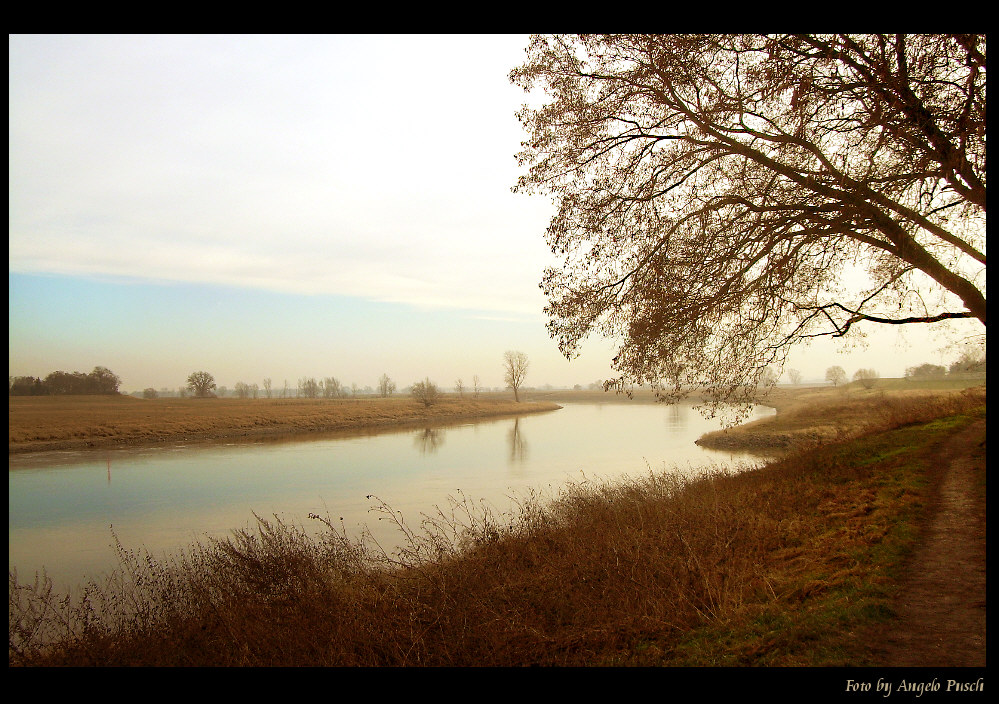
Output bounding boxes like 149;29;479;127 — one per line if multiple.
9;366;122;396
906;357;986;380
818;343;986;391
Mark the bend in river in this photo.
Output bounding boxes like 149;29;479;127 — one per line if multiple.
9;401;775;593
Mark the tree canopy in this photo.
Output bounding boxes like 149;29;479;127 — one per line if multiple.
825;366;847;386
511;34;985;415
186;371;217;398
9;366;122;396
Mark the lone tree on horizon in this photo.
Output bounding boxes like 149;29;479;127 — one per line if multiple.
186;371;216;398
512;34;985;418
503;350;530;402
825;366;847;386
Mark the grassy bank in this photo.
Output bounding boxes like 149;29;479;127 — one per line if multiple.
695;381;986;454
8;395;561;454
8;387;985;666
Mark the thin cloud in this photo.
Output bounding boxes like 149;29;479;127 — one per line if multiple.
9;34;549;316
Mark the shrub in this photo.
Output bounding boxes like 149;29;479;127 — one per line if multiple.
411;378;440;407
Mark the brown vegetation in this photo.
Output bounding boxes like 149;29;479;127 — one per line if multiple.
695;382;986;454
8;386;985;666
8;395;561;454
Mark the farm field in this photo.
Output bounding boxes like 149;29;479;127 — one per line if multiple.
8;394;561;454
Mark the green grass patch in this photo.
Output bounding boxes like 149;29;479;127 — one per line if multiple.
657;410;982;667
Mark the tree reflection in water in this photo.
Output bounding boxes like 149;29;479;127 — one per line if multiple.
507;417;528;464
414;427;446;455
667;403;683;429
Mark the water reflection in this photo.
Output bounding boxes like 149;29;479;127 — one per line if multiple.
666;403;683;429
413;427;446;455
507;418;528;464
10;401;775;593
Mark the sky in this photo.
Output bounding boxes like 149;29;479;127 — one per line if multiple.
8;34;981;394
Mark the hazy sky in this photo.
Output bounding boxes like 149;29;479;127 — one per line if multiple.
8;34;978;393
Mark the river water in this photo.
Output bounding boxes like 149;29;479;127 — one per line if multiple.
8;400;774;593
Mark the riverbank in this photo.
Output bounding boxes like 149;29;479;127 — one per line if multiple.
9;387;986;667
694;382;986;453
8;395;561;454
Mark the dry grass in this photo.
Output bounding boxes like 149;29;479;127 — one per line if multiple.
8;387;985;666
8;395;560;454
696;382;986;453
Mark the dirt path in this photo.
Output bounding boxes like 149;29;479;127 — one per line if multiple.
870;418;987;666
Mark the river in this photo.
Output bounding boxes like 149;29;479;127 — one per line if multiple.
8;400;774;593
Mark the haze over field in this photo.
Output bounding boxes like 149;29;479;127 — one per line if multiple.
8;35;980;394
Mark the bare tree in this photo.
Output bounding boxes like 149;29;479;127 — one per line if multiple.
186;371;216;398
411;377;440;407
378;373;397;398
503;350;529;402
324;377;346;399
825;366;847;386
263;378;272;399
511;34;986;416
853;368;880;389
455;378;464;397
758;366;779;389
472;374;481;398
787;369;803;386
300;377;320;399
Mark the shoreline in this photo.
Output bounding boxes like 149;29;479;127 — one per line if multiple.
8;396;562;455
694;383;986;452
10;382;984;456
